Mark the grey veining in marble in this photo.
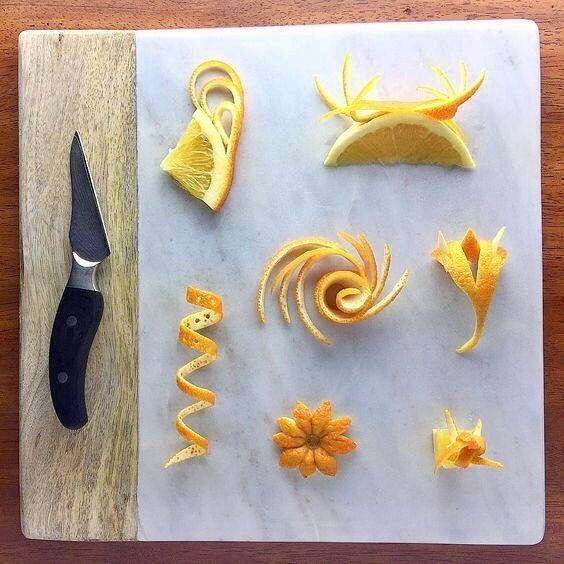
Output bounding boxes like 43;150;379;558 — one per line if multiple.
136;20;543;543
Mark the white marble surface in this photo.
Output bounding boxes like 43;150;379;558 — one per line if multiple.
136;21;543;543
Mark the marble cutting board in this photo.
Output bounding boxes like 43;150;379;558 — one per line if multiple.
136;20;543;543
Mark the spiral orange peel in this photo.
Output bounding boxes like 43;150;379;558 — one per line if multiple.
433;408;503;472
164;287;223;468
432;227;507;353
161;60;244;211
257;232;409;345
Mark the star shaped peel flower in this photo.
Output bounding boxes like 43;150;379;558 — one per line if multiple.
273;400;357;478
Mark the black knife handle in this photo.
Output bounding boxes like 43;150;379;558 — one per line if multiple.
49;286;104;429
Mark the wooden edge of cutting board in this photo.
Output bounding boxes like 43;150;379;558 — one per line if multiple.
18;30;138;541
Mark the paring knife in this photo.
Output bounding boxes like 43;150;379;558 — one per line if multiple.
48;132;111;430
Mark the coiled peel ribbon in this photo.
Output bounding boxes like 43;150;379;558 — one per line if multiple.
257;232;409;345
164;287;223;468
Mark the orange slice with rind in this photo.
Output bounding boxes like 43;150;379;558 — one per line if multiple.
433;408;503;472
257;232;409;345
315;54;484;168
324;112;475;168
161;60;244;211
432;227;507;353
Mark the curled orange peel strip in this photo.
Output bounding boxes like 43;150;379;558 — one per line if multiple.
257;232;409;345
432;227;507;353
161;60;244;211
433;408;503;473
189;60;244;150
164;287;223;468
315;53;485;123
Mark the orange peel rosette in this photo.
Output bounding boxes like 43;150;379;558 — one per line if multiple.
432;227;507;353
273;400;357;478
433;408;503;472
257;232;409;345
164;287;223;468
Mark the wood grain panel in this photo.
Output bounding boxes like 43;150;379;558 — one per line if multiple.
18;31;137;541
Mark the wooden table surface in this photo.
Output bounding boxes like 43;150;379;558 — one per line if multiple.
1;1;562;561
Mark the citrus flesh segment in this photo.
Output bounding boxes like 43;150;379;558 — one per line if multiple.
325;112;475;169
161;60;244;211
161;109;230;211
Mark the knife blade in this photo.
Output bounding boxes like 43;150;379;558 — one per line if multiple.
48;132;111;429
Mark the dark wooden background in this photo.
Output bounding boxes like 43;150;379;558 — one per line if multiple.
1;1;562;561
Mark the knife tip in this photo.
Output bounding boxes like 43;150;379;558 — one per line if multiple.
72;131;81;147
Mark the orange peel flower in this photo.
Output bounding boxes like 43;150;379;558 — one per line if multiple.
273;400;357;478
432;227;507;353
257;232;409;345
433;408;503;472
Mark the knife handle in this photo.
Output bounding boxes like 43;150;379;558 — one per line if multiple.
49;286;104;429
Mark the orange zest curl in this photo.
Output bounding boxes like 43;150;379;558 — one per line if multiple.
315;53;485;124
164;287;223;468
432;227;507;353
433;408;503;473
257;232;409;344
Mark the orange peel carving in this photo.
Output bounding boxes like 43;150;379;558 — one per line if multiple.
432;227;507;353
316;53;485;123
161;60;244;211
164;287;223;468
433;408;503;472
274;400;357;478
257;232;409;345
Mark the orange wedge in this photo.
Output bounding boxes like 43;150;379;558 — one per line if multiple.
315;54;484;168
161;60;244;211
324;112;475;168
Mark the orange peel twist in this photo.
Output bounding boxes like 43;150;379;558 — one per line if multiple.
432;227;507;353
316;53;485;124
257;232;409;345
189;59;244;164
164;287;223;468
433;408;503;472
